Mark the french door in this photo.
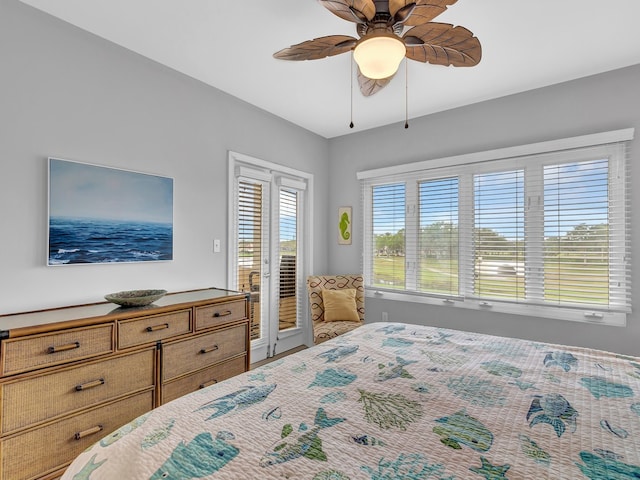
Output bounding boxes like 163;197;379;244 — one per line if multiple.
228;152;312;363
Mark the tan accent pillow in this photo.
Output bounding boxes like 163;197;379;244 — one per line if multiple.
322;289;360;322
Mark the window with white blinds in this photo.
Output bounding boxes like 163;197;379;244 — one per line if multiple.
360;130;632;326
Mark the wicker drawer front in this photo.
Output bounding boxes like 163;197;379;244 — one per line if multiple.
0;390;153;480
0;348;155;436
195;299;246;331
0;324;114;377
162;355;247;404
162;323;247;382
118;309;191;349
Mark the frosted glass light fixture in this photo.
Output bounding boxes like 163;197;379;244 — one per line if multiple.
353;32;406;79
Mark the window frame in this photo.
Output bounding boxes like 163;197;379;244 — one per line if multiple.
359;129;633;327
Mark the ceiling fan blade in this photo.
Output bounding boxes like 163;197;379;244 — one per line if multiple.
390;0;458;26
319;0;376;23
274;35;357;61
358;68;393;96
404;22;481;66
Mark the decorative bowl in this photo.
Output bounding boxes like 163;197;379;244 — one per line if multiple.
104;289;167;307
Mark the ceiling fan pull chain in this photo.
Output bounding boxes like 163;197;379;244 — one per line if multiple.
350;51;354;129
404;58;409;129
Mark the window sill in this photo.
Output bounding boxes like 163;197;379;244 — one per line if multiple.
366;288;627;327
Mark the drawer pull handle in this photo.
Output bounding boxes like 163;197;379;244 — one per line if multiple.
74;424;103;440
213;310;232;318
75;378;105;391
199;345;219;354
47;341;80;354
199;379;218;389
146;323;170;332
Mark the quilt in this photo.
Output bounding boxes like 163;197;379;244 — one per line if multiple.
62;322;640;479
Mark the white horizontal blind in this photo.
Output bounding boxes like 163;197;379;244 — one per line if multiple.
473;170;525;300
418;177;459;296
278;187;298;329
360;131;632;325
543;159;610;306
370;183;406;290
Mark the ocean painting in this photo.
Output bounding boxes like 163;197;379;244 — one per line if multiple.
48;158;173;265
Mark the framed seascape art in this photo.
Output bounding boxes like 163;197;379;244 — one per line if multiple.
338;206;352;245
48;158;174;266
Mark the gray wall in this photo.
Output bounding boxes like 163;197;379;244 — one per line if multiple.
2;0;639;357
0;0;329;314
327;64;640;356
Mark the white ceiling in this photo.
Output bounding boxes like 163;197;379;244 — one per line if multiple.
19;0;640;138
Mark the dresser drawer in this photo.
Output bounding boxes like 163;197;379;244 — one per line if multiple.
0;390;153;480
0;348;155;435
195;299;246;331
162;323;248;382
118;309;191;349
161;355;247;404
0;324;114;377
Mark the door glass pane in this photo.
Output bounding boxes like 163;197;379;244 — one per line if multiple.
237;180;263;341
279;188;298;331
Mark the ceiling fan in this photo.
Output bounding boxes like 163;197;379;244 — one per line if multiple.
274;0;482;96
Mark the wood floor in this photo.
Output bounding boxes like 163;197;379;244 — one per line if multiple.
250;345;307;369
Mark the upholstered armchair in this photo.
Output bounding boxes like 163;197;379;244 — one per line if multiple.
306;274;365;344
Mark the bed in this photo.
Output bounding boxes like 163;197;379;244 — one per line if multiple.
61;322;640;479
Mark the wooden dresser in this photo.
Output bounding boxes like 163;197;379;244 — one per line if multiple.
0;288;250;480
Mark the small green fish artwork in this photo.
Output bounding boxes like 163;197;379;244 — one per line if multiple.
358;389;423;431
469;456;511;480
543;351;578;372
339;211;351;241
260;407;345;467
526;393;578;437
433;410;494;452
480;360;522;378
196;384;276;420
361;453;453;480
309;368;357;388
100;413;149;447
576;451;640;480
150;432;239;479
72;454;106;480
518;434;551;465
581;377;634;399
141;418;176;449
631;403;640;416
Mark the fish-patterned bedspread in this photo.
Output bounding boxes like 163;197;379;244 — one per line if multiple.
62;322;640;479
